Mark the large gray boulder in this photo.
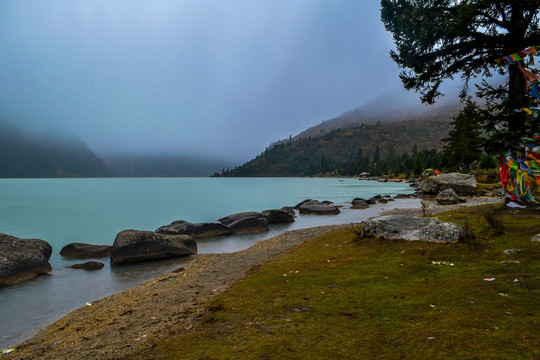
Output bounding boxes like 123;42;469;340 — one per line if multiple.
155;220;232;238
110;230;197;266
261;209;295;224
362;215;465;243
298;200;340;215
60;243;112;259
421;173;477;196
0;233;52;287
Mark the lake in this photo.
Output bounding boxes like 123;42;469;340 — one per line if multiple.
0;177;419;348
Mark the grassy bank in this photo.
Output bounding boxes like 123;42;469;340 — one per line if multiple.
136;204;540;359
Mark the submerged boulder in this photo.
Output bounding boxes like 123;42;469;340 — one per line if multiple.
110;230;197;266
217;212;269;234
155;220;232;238
66;261;105;270
218;211;262;225
0;233;52;287
362;215;465;243
261;209;295;224
421;173;477;196
280;206;296;216
60;243;112;259
298;200;340;215
351;198;369;209
227;217;269;234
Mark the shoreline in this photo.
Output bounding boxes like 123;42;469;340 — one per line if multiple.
3;196;503;359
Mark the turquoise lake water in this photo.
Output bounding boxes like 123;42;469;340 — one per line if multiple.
0;177;419;348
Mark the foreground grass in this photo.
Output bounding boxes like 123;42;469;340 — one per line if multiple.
137;204;540;359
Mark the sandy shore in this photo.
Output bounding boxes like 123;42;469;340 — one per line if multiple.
4;224;350;360
4;196;503;359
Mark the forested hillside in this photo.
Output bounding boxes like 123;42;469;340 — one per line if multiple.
218;117;451;177
0;121;112;178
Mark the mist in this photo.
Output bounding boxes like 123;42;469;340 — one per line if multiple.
0;1;482;166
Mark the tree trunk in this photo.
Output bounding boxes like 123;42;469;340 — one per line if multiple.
507;63;527;134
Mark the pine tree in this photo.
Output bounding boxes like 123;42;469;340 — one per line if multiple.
443;100;483;169
381;0;540;137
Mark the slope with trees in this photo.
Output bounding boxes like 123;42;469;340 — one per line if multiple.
381;0;540;149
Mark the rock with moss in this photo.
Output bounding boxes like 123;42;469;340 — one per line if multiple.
110;230;197;266
0;233;52;287
362;215;465;243
532;233;540;242
421;173;477;196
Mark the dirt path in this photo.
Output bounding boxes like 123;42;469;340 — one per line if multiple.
5;225;348;360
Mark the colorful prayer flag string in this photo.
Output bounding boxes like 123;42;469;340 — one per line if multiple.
494;45;540;66
500;137;540;203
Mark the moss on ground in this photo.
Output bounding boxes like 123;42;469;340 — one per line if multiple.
136;204;540;359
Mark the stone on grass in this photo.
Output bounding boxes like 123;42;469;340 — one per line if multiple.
362;215;465;243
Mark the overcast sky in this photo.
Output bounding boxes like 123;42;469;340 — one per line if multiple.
0;1;418;162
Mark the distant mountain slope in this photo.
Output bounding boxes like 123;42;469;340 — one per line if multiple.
291;95;462;142
0;121;112;178
220;116;451;177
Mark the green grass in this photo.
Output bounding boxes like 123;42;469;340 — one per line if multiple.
137;204;540;359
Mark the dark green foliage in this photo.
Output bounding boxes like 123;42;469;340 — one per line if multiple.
218;118;450;177
381;0;540;107
381;0;540;151
479;206;506;236
442;100;483;170
479;154;497;169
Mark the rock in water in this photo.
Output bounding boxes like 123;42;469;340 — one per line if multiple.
420;173;477;196
351;198;369;209
0;233;52;287
66;261;105;270
155;221;232;238
227;217;269;234
217;211;263;225
60;243;112;258
362;215;465;243
261;209;295;224
110;230;197;266
298;200;340;215
217;212;269;234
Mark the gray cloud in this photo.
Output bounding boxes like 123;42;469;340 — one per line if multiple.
0;1;409;162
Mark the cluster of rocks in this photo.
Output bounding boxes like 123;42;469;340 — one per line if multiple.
1;200;345;286
0;173;486;287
